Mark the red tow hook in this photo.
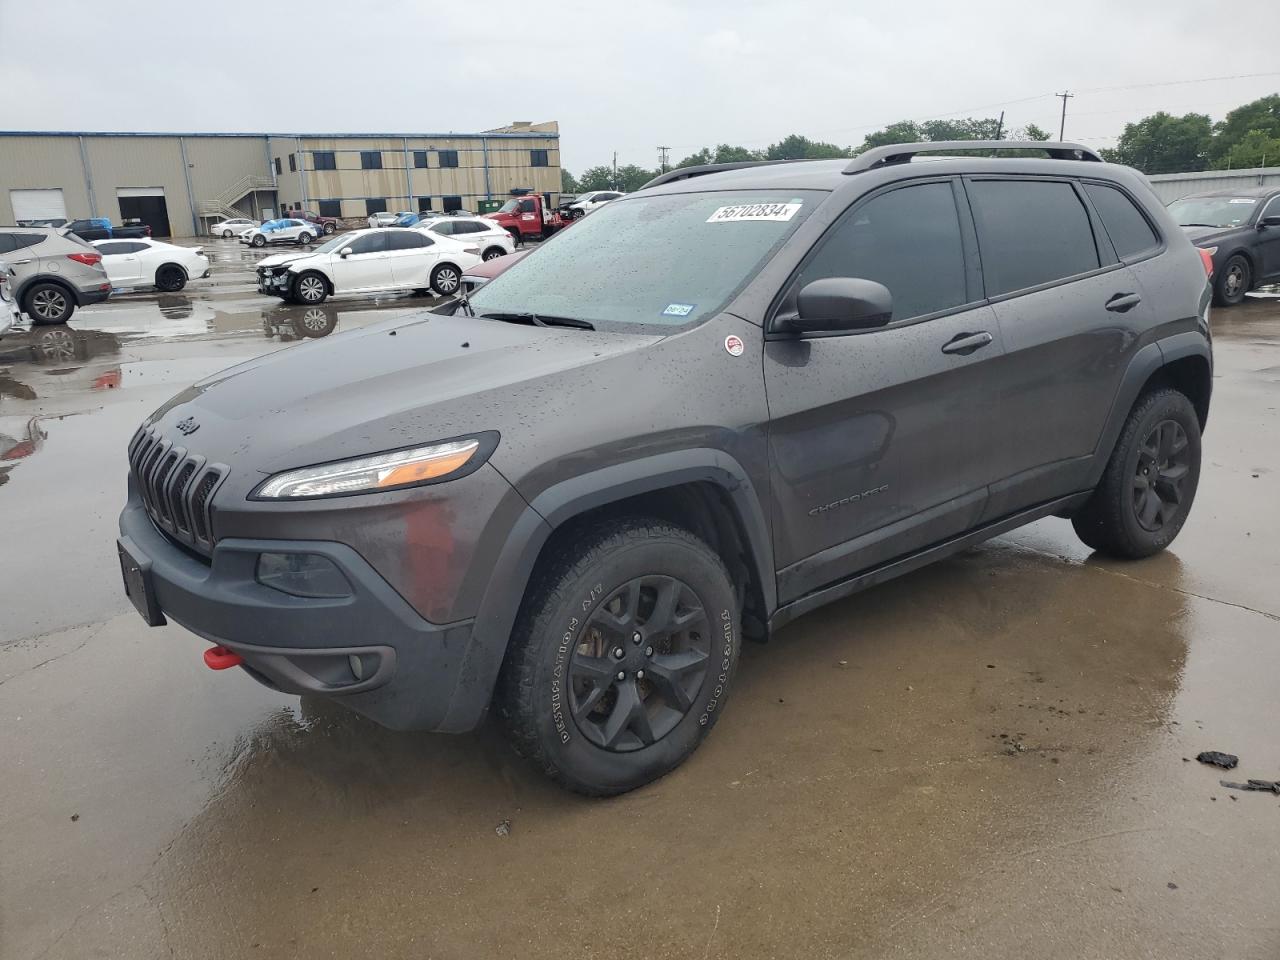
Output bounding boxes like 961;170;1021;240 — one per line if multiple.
203;645;244;670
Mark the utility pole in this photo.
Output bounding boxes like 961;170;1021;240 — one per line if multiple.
1056;91;1074;141
994;111;1004;142
612;151;618;190
657;146;670;174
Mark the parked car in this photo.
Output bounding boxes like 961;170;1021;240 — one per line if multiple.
1167;187;1280;306
0;226;110;324
284;209;341;235
253;226;483;303
568;190;625;218
368;211;413;228
417;216;514;261
0;259;18;336
16;218;68;229
65;218;152;241
460;248;529;294
92;238;211;293
240;219;317;248
556;195;578;216
209;217;258;239
117;141;1213;796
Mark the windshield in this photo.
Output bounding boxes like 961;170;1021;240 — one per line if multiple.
497;199;520;214
470;190;822;330
1168;196;1259;228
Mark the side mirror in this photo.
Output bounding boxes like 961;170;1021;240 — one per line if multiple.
339;247;353;258
791;278;893;333
1258;215;1280;229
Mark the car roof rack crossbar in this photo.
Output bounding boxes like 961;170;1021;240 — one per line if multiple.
639;158;813;191
844;140;1103;174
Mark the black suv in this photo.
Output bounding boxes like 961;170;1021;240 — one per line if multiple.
1167;186;1280;306
117;142;1212;795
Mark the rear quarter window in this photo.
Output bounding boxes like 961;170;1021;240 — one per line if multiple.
1084;182;1160;260
968;179;1100;297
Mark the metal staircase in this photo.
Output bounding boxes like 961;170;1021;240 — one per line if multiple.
196;174;276;220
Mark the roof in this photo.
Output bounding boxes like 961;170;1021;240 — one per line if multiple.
1177;186;1280;199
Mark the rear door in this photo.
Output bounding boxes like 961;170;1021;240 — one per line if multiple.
385;230;435;289
764;178;1005;602
966;176;1157;517
329;231;391;292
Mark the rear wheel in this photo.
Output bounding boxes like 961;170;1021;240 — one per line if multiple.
22;283;74;324
293;272;328;304
482;246;505;261
498;519;740;796
154;264;186;292
1072;387;1201;558
430;263;461;295
1214;254;1251;306
323;222;336;234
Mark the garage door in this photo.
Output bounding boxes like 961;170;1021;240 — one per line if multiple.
10;188;67;223
116;187;171;238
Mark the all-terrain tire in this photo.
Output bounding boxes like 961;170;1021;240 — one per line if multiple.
497;519;741;796
1071;387;1201;559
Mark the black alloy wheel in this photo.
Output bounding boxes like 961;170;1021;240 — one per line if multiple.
155;265;186;292
570;576;711;752
1132;419;1190;532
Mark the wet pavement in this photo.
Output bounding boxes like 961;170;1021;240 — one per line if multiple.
1;249;1278;959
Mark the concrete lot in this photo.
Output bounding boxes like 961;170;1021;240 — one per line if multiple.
1;241;1278;959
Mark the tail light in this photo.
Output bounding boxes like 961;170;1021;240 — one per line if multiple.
143;226;152;236
1198;248;1214;277
67;252;102;266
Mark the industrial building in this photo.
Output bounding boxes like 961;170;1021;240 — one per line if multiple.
0;122;561;237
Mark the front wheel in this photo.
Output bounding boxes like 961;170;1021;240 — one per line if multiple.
251;234;266;248
297;232;313;245
292;272;328;304
430;263;460;295
222;229;233;239
497;519;740;796
1071;388;1201;559
1214;254;1251;306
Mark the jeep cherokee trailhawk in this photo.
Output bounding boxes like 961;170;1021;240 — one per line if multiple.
118;142;1212;795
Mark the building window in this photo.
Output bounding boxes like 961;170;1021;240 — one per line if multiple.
273;157;282;175
417;196;433;212
360;151;383;170
531;149;549;167
443;195;462;213
414;151;429;169
438;150;459;168
365;198;388;215
313;151;336;171
288;154;297;172
317;199;342;218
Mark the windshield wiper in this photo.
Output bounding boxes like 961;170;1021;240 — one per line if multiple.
1180;223;1220;228
479;311;594;330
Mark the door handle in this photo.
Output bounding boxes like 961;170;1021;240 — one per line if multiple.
11;259;32;265
941;331;994;355
1105;292;1142;313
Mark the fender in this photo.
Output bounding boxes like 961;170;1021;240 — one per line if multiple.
13;273;80;306
437;448;775;732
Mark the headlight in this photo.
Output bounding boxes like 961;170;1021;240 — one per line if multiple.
253;436;493;499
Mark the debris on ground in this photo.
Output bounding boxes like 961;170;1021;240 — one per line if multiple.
1196;751;1239;769
495;819;512;838
1219;779;1280;795
1167;882;1178;890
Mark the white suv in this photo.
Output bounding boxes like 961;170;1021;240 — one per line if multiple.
254;228;483;304
241;219;317;247
569;190;625;218
416;216;514;261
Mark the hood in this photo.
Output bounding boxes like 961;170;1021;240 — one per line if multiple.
1179;225;1241;245
258;250;318;269
146;312;660;475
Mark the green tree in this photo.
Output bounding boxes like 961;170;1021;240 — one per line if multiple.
857;121;924;151
855;117;1002;154
712;144;762;163
561;168;578;193
675;147;713;168
615;164;659;192
575;165;616;190
1018;123;1052;141
1209;94;1280;166
1214;128;1280;170
764;134;851;160
1099;111;1211;173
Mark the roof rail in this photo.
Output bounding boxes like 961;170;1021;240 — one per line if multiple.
844;140;1103;174
639;158;812;191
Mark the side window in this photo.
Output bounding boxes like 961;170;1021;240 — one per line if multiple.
14;233;49;250
387;231;425;251
1258;194;1280;222
968;179;1100;297
795;181;969;323
431;221;455;236
1084;182;1159;260
0;235;16;254
124;241;150;253
346;232;388;255
518;199;536;213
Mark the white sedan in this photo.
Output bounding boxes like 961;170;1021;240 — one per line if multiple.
241;218;318;247
254;227;483;303
367;210;412;228
569;190;626;217
92;238;211;292
209;217;258;239
416;216;514;260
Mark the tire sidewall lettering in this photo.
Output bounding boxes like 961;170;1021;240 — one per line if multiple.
549;582;604;744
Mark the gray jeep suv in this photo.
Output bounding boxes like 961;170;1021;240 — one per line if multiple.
117;142;1212;795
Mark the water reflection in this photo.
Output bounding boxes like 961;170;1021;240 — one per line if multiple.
263;306;340;341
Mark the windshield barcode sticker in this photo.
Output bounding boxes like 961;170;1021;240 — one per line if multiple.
707;202;801;223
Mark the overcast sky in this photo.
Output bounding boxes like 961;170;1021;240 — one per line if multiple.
1;0;1276;172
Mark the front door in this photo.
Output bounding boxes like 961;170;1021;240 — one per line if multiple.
329;231;391;292
764;178;1005;604
97;241;143;285
1255;194;1280;281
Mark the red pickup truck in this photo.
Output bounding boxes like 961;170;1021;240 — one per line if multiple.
484;194;573;244
284;209;340;235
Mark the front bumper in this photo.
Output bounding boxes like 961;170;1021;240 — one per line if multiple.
257;269;291;295
118;493;479;731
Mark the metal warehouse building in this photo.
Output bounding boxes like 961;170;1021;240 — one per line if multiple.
0;121;561;237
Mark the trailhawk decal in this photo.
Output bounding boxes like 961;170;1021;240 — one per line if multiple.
707;202;801;223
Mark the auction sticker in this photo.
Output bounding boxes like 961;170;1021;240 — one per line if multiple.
663;303;695;317
707;202;801;223
724;334;745;356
